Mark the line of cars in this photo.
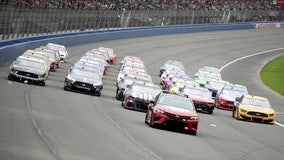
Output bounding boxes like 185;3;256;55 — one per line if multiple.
161;62;215;114
161;62;276;125
146;60;277;135
63;47;116;96
117;59;199;135
8;43;68;86
116;55;162;112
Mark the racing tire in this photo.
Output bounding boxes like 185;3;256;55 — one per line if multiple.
115;88;120;100
121;96;126;107
189;130;197;136
97;90;101;97
63;82;70;91
39;80;46;86
232;107;238;118
92;89;101;96
8;74;15;81
145;113;149;124
149;113;155;128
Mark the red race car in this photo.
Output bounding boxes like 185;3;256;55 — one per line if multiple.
145;92;199;135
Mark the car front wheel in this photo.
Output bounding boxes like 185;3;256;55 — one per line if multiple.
149;113;155;128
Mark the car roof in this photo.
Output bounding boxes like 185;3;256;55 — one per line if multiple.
242;94;268;101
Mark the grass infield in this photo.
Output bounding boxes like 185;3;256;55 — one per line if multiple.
260;54;284;96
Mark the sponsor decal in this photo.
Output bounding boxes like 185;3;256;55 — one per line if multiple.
253;23;282;29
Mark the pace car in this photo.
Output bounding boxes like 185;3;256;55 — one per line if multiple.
145;92;198;135
232;94;276;124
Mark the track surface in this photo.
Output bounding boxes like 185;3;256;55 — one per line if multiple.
0;29;284;160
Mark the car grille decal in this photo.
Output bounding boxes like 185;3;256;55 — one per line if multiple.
17;71;38;78
247;111;268;117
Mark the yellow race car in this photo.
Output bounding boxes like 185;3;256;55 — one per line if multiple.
232;94;276;124
169;79;198;94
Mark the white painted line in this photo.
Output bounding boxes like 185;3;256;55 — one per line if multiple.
219;48;284;128
275;122;284;128
219;48;284;72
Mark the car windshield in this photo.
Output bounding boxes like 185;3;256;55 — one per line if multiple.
159;94;195;110
222;89;245;97
183;87;212;98
241;98;271;108
208;81;227;90
132;83;161;95
196;75;215;81
71;69;99;79
15;58;45;71
47;44;66;52
126;74;152;83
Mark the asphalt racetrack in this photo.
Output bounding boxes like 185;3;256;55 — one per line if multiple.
0;28;284;160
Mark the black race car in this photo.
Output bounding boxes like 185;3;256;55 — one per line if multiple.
8;55;49;86
64;67;103;96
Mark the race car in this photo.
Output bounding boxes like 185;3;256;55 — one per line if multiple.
216;84;249;110
205;79;230;99
145;91;199;135
98;47;117;64
120;55;143;67
35;47;61;71
194;66;221;79
64;67;103;96
8;55;49;86
160;60;184;77
121;81;161;112
46;43;68;62
232;94;276;124
168;78;198;93
180;85;215;114
116;76;149;101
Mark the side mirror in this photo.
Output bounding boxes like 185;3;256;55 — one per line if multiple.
235;97;241;102
126;84;132;89
149;100;155;104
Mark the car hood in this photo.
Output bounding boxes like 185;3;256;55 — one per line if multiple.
240;105;275;113
189;95;214;103
206;86;218;92
70;74;100;84
131;92;155;102
157;104;197;116
13;64;45;75
219;94;237;101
